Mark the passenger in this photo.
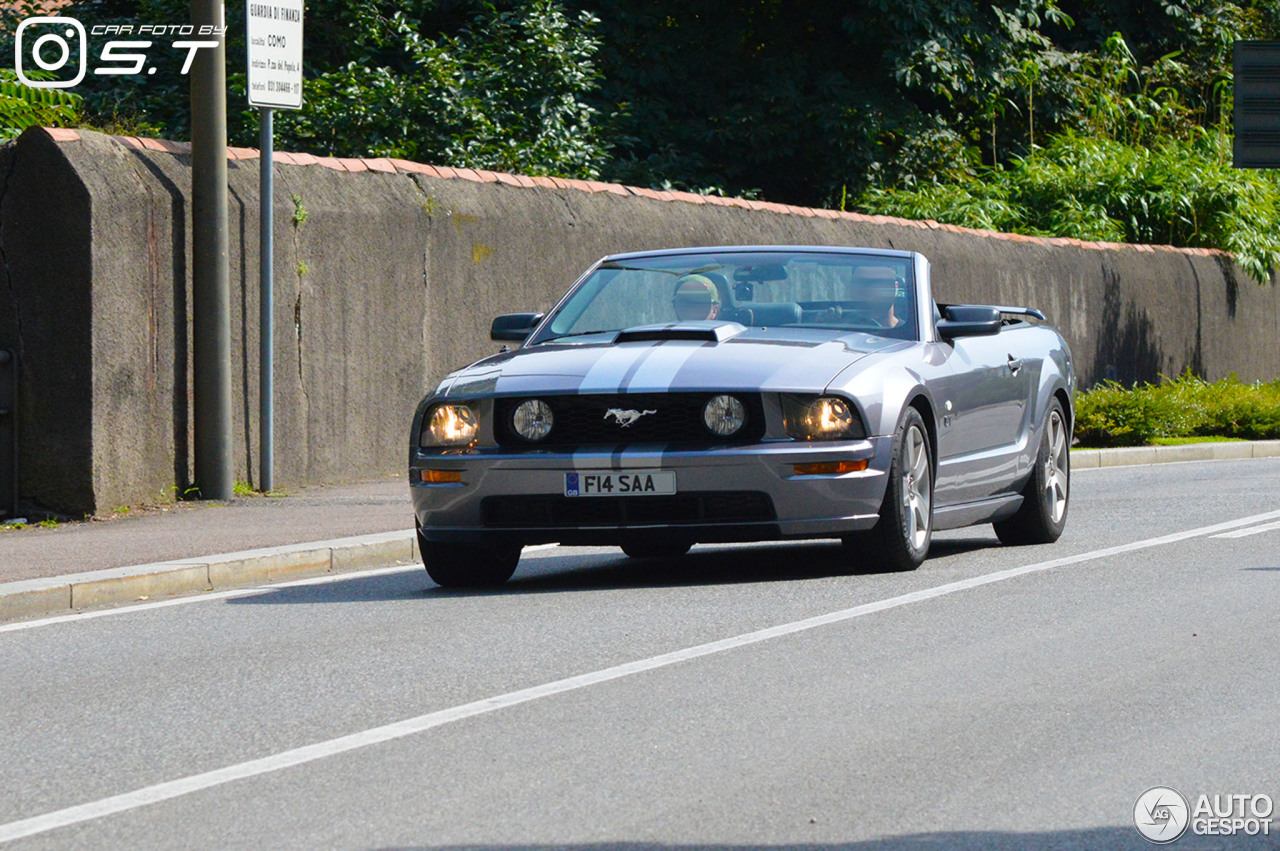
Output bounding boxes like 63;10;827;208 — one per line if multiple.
671;274;721;321
852;266;903;328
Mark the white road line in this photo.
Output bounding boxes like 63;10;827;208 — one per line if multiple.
1210;518;1280;539
2;508;1279;844
0;544;561;635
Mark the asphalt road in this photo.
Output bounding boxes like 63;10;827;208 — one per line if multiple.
1;458;1278;850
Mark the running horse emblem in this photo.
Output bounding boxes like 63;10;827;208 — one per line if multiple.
604;408;657;427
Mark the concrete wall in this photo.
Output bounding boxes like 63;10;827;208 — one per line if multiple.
2;126;1278;515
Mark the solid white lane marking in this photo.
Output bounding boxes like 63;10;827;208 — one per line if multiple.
2;508;1279;843
0;545;560;634
1209;518;1280;539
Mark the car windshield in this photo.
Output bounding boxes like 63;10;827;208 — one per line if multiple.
532;250;918;343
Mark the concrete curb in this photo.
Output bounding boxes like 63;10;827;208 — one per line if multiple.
0;530;418;623
2;440;1278;623
1071;440;1280;468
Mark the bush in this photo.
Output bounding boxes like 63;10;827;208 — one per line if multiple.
858;132;1280;283
1074;372;1280;446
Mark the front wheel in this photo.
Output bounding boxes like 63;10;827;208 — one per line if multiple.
843;406;932;572
419;534;520;588
993;398;1070;545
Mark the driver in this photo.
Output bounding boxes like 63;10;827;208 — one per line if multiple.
671;274;721;321
851;266;903;328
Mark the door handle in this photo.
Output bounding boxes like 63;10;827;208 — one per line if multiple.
1007;355;1022;375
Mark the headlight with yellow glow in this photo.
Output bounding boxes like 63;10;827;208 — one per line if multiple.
421;404;479;447
782;395;865;440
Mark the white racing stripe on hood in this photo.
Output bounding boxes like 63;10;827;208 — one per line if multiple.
622;342;707;393
578;345;654;393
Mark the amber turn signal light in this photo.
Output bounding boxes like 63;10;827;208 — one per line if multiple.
420;469;463;484
793;460;869;476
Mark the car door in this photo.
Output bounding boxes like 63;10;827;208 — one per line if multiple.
932;328;1032;505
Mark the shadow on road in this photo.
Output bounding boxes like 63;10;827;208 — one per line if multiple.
226;536;999;606
368;827;1273;850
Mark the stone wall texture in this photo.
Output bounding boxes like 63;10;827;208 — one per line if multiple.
2;126;1278;515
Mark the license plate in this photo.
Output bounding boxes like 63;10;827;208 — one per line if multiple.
565;470;676;497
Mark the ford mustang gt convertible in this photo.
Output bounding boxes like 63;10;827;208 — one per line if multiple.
409;246;1074;587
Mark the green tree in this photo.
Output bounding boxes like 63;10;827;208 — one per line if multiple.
0;0;606;178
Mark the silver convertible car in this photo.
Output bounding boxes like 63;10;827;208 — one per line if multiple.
410;246;1074;587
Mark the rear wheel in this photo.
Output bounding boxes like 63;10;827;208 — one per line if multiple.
843;406;932;572
419;533;520;588
620;540;692;559
994;399;1070;545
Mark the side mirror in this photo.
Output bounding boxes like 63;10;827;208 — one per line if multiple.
936;305;1002;339
490;312;544;342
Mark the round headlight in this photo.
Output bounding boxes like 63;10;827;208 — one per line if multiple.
423;404;478;447
703;394;746;437
512;399;554;441
782;395;861;440
804;397;853;437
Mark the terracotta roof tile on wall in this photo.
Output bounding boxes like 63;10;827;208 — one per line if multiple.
34;126;1231;261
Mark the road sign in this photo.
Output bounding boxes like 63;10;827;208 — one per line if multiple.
246;0;303;109
1234;41;1280;168
246;0;302;490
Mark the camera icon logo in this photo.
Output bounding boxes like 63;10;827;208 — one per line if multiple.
14;17;87;88
1134;786;1191;844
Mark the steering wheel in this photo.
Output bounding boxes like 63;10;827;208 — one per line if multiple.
837;307;885;328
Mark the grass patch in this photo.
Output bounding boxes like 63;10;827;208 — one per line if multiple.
1149;436;1248;446
232;480;290;498
1075;371;1280;447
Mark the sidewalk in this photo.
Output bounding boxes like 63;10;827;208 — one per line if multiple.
2;442;1278;623
1;477;413;584
0;478;418;621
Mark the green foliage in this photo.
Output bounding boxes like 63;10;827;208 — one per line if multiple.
0;0;605;178
258;0;606;176
859;131;1280;282
1075;371;1280;446
0;69;82;140
578;0;1079;201
291;193;308;227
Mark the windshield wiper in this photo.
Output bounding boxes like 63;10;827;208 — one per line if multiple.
539;329;619;343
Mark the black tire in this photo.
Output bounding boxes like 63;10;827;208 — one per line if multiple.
843;406;933;572
620;539;693;559
419;534;520;588
994;398;1070;545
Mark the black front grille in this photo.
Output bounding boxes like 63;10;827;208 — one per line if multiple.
493;393;766;448
482;491;776;528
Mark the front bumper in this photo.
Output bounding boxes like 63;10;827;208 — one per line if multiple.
411;437;893;546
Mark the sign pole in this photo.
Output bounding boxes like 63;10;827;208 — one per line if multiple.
259;106;274;493
247;0;303;493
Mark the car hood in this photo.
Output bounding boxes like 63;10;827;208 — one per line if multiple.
437;328;909;398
